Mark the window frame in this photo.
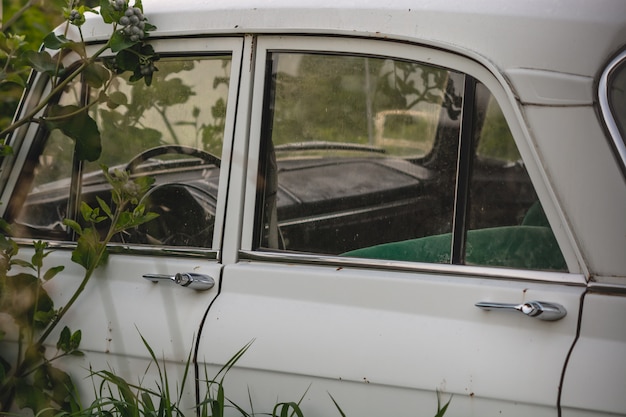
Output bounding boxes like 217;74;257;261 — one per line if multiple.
240;35;580;281
598;48;626;179
0;37;244;258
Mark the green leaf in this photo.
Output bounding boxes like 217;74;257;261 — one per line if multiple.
434;390;452;417
14;378;49;414
63;219;83;235
43;32;73;50
32;242;45;269
10;258;35;269
45;105;102;162
79;201;94;222
43;265;65;281
328;394;346;417
0;72;26;87
79;202;108;224
84;62;110;88
110;30;138;53
22;342;45;371
99;0;122;24
106;91;128;108
2;273;54;328
33;309;56;327
23;50;61;76
70;329;82;350
57;326;71;352
34;363;77;409
97;196;113;218
71;227;107;270
97;370;138;411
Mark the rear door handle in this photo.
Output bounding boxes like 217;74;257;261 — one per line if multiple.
475;300;567;321
143;273;215;291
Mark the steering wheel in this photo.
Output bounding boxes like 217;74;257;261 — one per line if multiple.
125;145;221;173
126;183;215;247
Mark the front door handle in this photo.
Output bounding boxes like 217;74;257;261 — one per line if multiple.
143;273;215;291
475;300;567;321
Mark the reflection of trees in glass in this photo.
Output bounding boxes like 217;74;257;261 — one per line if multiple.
30;81;84;187
271;53;462;153
377;61;462;120
477;96;521;162
91;57;230;170
202;59;230;151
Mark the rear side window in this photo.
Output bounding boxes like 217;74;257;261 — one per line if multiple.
255;51;566;272
7;55;232;248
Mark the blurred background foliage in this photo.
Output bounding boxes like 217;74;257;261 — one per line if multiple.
0;0;97;132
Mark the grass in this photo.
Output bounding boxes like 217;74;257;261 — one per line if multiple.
47;337;451;417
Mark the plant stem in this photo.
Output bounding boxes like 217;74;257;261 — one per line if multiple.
35;200;126;349
0;41;111;141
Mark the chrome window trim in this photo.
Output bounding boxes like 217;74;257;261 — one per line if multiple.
588;281;626;295
242;35;581;274
239;250;585;285
13;238;219;259
598;49;626;173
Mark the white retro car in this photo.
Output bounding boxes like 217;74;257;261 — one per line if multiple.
1;1;626;416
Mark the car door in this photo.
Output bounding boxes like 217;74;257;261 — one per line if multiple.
0;37;243;410
198;36;586;417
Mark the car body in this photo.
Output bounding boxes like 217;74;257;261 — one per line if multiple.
1;1;626;416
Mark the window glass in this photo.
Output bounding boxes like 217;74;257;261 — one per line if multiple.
256;52;462;254
466;83;566;270
10;82;82;238
256;52;566;272
8;56;231;248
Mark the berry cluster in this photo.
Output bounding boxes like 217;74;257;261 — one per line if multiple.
116;3;147;42
139;61;157;76
111;0;126;12
68;10;81;22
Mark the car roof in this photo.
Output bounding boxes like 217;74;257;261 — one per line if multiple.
77;0;626;78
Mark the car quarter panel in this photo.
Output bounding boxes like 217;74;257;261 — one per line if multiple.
561;290;626;416
520;105;626;280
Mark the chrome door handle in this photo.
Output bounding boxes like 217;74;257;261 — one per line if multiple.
475;300;567;321
143;273;215;291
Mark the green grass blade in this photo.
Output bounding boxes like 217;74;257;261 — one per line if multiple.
328;393;346;417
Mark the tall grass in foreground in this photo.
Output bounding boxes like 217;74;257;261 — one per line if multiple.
45;337;450;417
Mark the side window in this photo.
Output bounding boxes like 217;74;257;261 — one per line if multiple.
7;55;231;248
256;52;461;254
465;83;566;270
255;51;566;272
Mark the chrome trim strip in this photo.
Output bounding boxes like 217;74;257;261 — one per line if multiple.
12;238;218;259
598;49;626;172
239;250;586;285
587;281;626;295
278;197;424;228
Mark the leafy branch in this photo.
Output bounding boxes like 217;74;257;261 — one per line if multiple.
0;0;159;162
0;1;161;414
0;166;158;415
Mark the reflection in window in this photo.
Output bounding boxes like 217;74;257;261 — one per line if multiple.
465;83;566;270
87;56;230;173
256;52;566;272
257;52;463;254
9;56;232;249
